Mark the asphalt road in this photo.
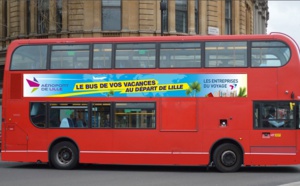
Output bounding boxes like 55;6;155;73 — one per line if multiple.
1;157;300;186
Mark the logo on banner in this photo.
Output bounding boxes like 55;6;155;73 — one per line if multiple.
26;77;40;93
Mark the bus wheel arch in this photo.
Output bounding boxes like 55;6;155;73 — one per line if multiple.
48;137;79;170
210;139;244;172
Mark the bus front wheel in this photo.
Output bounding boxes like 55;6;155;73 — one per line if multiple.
50;141;79;170
213;143;242;172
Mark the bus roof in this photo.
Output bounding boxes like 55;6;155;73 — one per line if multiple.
9;33;295;45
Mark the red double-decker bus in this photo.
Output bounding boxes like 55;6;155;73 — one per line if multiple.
2;33;300;172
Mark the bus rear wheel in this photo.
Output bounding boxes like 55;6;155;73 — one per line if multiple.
213;143;242;172
50;141;78;170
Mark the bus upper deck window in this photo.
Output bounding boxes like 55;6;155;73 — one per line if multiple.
93;44;112;69
11;45;47;70
205;42;247;68
160;42;201;68
50;45;90;69
115;43;156;69
251;41;291;67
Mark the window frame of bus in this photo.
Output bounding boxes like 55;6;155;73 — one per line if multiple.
9;40;292;71
204;41;247;68
113;102;156;129
91;102;156;129
159;42;201;68
253;101;296;129
93;43;113;69
30;102;47;128
250;41;291;67
50;44;90;70
30;102;156;129
10;45;48;70
114;43;156;69
48;102;89;128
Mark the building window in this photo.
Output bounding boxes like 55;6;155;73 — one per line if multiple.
246;4;251;34
175;0;188;33
162;0;168;32
1;0;8;41
37;0;49;34
102;0;121;31
56;0;62;33
26;0;31;34
3;0;7;39
195;0;199;34
225;0;232;35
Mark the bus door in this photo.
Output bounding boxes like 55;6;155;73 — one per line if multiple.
249;101;297;164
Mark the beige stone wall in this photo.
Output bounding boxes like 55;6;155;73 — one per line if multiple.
68;0;84;32
207;0;218;28
240;0;246;34
0;0;5;42
9;0;19;37
139;0;156;35
0;0;269;52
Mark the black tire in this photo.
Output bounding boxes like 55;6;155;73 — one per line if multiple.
50;141;79;170
213;143;242;172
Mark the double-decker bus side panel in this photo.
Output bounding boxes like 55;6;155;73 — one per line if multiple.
248;65;299;165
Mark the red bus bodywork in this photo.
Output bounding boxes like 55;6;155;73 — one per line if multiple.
2;33;300;172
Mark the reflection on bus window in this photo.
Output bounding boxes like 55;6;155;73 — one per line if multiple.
93;44;112;69
205;42;247;67
115;43;156;68
29;102;156;129
160;43;201;68
50;45;90;69
254;102;295;129
91;103;111;128
114;102;156;128
251;41;290;67
49;103;88;128
30;102;46;128
11;45;47;70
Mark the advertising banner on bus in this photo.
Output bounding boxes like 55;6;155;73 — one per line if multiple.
23;74;247;98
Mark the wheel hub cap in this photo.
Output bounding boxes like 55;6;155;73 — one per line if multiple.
221;150;237;167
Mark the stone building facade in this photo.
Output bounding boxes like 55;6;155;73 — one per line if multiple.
0;0;269;50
